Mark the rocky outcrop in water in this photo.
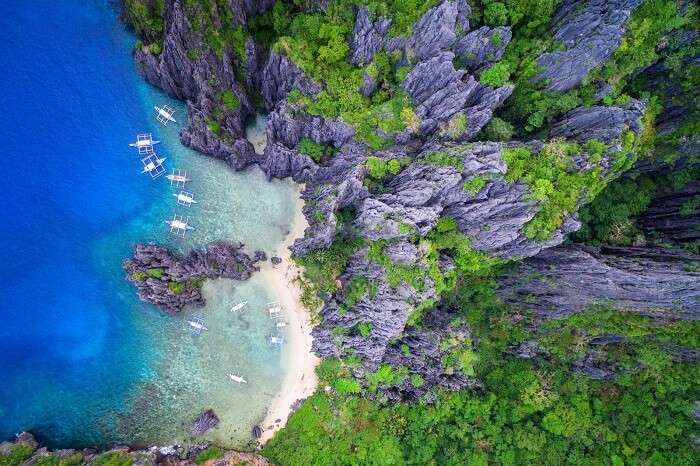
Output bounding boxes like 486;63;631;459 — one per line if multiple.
0;432;272;466
124;242;263;313
191;409;220;437
497;245;700;321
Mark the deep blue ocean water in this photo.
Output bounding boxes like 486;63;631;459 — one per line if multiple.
0;0;295;448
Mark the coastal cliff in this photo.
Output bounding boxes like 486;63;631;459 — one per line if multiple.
118;1;700;463
122;0;698;395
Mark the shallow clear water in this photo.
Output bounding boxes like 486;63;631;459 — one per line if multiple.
0;0;296;448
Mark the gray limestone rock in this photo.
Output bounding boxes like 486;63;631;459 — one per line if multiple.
497;245;700;321
534;0;644;92
124;242;261;313
454;26;512;73
348;7;391;66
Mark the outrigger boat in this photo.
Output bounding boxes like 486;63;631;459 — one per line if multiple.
267;302;282;319
228;373;248;384
268;335;284;346
141;157;166;174
186;314;208;335
174;191;197;207
229;301;248;313
129;133;160;148
166;171;191;184
165;214;194;236
155;104;177;125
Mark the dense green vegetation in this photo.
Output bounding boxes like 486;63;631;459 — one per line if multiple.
124;0;165;45
485;0;696;135
32;454;83;466
297;138;336;163
262;1;429;148
0;445;34;466
120;1;700;465
92;452;133;466
194;447;224;464
266;295;700;465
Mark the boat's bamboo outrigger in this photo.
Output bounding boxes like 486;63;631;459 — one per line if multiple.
129;133;160;148
155;104;177;126
141;153;166;178
229;301;248;313
167;169;190;188
267;302;282;319
186;314;208;335
165;214;194;236
174;190;197;207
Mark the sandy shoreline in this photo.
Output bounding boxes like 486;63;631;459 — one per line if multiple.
256;187;319;445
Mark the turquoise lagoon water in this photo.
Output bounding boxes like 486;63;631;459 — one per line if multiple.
0;0;297;448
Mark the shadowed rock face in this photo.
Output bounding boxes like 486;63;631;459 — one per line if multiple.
638;180;700;243
497;245;700;321
534;0;644;92
123;242;264;313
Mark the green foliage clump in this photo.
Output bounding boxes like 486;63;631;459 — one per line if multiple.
343;275;376;307
366;364;407;390
263;394;404;465
356;321;373;337
131;271;145;281
33;454;83;466
422;151;464;170
168;277;205;295
297;138;336;163
479;61;510;87
410;374;424;388
334;377;361;395
0;445;34;466
124;0;165;44
220;90;240;110
145;268;164;279
574;176;656;245
365;156;402;180
195;447;224;464
443;113;468;138
93;452;133;466
463;174;490;194
295;238;363;299
482;116;514;141
680;195;700;217
502;140;619;240
168;281;186;294
206;118;221;136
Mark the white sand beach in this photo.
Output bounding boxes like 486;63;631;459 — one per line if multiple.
257;189;319;445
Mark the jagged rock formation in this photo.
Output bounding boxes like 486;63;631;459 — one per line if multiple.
534;0;644;92
497;245;700;321
124;242;264;312
123;0;697;401
0;432;272;466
